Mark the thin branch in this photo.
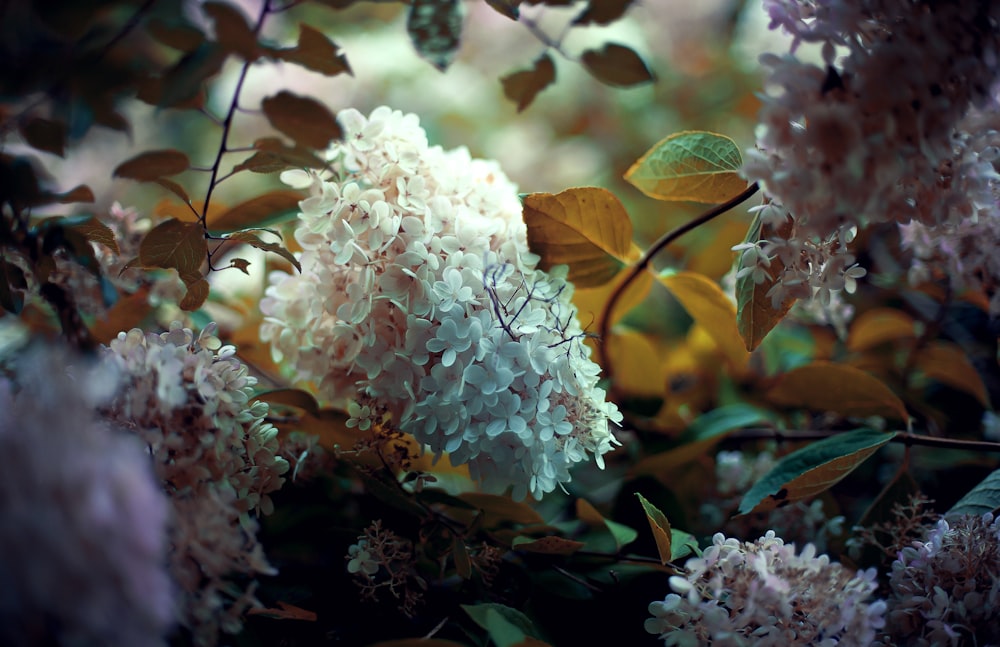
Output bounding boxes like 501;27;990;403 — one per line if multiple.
725;426;1000;453
598;183;760;394
200;0;271;228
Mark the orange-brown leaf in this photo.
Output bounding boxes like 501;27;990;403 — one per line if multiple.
114;150;190;181
501;54;556;112
261;91;342;150
581;43;654;87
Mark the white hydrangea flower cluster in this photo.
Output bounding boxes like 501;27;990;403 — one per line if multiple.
883;513;1000;646
101;322;288;645
0;348;173;647
260;106;622;500
646;531;886;646
740;0;1000;310
898;107;1000;316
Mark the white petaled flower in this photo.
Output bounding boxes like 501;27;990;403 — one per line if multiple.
883;513;1000;646
0;347;174;647
101;322;289;646
743;0;1000;313
260;106;622;500
646;531;886;646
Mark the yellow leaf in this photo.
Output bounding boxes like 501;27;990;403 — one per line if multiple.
572;263;653;330
658;270;749;370
606;327;667;398
848;308;916;352
625;131;746;203
767;362;908;420
523;187;635;288
915;341;991;407
458;493;543;526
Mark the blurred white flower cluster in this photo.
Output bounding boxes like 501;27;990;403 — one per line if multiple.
260;106;621;500
0;348;173;647
883;512;1000;646
646;531;886;646
741;0;1000;310
101;322;288;645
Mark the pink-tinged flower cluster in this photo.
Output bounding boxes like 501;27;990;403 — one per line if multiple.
260;106;621;500
883;513;1000;646
101;322;289;646
741;0;1000;310
0;348;173;647
646;531;886;646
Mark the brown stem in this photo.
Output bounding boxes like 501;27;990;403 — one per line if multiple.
598;182;760;394
726;426;1000;453
200;0;271;229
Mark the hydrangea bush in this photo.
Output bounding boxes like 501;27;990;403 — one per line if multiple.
645;532;886;646
260;106;622;500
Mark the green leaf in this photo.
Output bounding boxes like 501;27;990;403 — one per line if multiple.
501;53;556;112
511;535;585;555
262;91;342;150
947;468;1000;518
226;231;301;272
658;270;749;369
203;1;258;60
574;0;636;25
461;603;545;647
631;404;773;478
576;498;637;551
407;0;464;71
669;529;700;561
635;493;672;565
113;150;190;181
19;116;67;157
522;187;636;288
767;361;909;420
738;428;897;515
268;24;351;76
207;190;302;233
735;208;796;351
625;131;746;203
580;43;653;88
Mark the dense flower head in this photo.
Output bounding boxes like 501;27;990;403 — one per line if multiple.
883;513;1000;646
260;106;622;500
0;347;173;647
101;322;288;645
646;531;886;646
741;0;1000;310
